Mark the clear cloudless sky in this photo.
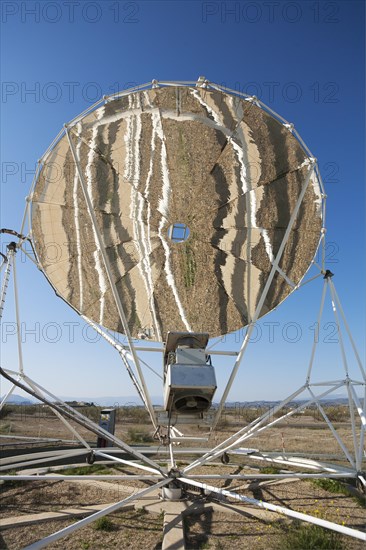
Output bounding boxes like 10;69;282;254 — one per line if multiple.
0;0;365;403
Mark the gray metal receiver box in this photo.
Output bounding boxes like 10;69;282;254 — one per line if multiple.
164;363;217;412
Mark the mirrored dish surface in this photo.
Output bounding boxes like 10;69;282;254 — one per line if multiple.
31;85;323;341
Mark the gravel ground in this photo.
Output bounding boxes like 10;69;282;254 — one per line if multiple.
1;475;365;550
1;413;364;549
0;479;132;518
0;509;163;550
185;508;365;550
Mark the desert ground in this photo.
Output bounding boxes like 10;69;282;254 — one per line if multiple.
1;404;365;549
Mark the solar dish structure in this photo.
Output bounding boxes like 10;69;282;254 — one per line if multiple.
31;84;323;341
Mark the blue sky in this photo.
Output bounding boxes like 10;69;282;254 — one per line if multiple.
1;0;365;403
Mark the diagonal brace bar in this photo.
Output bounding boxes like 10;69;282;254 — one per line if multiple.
65;127;158;431
23;479;170;550
212;162;316;430
179;477;366;541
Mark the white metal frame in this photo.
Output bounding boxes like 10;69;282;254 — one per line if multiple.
1;79;365;547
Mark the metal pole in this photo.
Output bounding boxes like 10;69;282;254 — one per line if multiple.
178;478;366;541
329;280;366;381
306;279;328;382
307;387;356;468
212;162;316;430
1;475;164;481
345;381;359;468
20;162;39;236
19;192;30;238
169;442;175;469
185;383;343;474
0;380;19;410
234;453;354;474
25;376;92;451
309;380;347;386
0;450;93;471
349;383;366;470
361;385;366;469
81;315;155;408
81;315;163;380
0;251;13;321
182;472;356;480
65;127;158;431
328;281;350;377
184;385;306;474
295;273;322;290
94;451;163;475
12;252;24;374
1;367;164;473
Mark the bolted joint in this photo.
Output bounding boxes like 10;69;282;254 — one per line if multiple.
7;242;17;252
168;467;182;479
86;451;95;465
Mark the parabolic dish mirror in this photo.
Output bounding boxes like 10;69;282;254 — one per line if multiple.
31;83;323;341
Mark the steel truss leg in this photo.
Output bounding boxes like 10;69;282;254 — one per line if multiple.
94;451;161;475
236;453;355;475
178;478;366;542
184;385;306;473
329;280;366;381
306;278;328;382
349;384;366;471
216;384;347;456
0;367;165;474
183;383;345;474
1;449;95;472
0;379;20;410
307;387;356;468
25;375;92;450
81;314;162;413
12;253;25;375
0;250;13;321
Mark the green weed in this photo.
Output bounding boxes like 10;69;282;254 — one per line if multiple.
311;478;366;508
127;427;153;443
280;522;343;549
260;466;281;475
61;464;111;476
92;516;115;531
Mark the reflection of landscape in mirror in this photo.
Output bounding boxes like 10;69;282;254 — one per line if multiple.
31;85;322;342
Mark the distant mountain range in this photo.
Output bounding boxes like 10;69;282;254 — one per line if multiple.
1;394;161;407
2;393;362;407
1;394;35;405
58;395;163;406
